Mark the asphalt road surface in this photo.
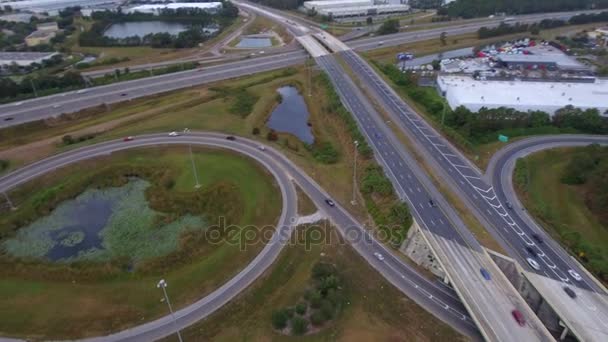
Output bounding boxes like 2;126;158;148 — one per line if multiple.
0;132;477;341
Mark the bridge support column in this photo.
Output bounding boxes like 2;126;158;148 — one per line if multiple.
559;323;569;340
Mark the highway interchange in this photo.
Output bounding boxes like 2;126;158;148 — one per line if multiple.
0;133;477;341
1;2;608;340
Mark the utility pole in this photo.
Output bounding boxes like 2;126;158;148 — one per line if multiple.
307;55;312;97
157;279;184;342
2;192;16;211
441;102;447;126
29;79;38;97
351;140;359;206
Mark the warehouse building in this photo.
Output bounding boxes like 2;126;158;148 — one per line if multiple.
437;75;608;115
125;3;224;15
303;0;410;19
0;51;59;68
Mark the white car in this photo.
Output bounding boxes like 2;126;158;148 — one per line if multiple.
258;145;266;151
568;269;582;281
13;101;23;106
374;252;385;261
527;258;540;270
168;131;179;137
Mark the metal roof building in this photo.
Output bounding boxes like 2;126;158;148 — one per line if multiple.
437;75;608;115
125;3;223;15
0;51;59;67
497;54;588;71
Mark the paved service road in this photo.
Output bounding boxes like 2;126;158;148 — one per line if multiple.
0;132;477;341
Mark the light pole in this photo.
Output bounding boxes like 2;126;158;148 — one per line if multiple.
2;192;16;211
184;128;201;189
351;140;359;206
157;279;184;342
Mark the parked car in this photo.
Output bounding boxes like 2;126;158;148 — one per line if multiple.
531;233;543;244
568;269;582;281
325;199;335;207
226;136;236;141
527;257;540;270
511;310;526;326
123;136;134;142
480;268;491;280
563;286;577;299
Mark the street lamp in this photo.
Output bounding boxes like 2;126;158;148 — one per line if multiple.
351;140;359;206
157;279;184;342
184;128;201;189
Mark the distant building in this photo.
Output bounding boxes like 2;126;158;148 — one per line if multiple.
303;0;410;19
437;75;608;115
25;30;56;46
0;13;34;23
36;22;59;33
125;3;224;15
0;51;59;68
588;27;608;47
1;0;122;14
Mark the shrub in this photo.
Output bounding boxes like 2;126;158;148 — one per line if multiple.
267;130;278;141
312;262;336;280
295;302;307;315
271;309;288;330
62;135;74;145
290;316;308;335
0;159;8;172
310;310;326;326
284;306;295;318
252;127;260;135
311;142;339;164
320;299;335;320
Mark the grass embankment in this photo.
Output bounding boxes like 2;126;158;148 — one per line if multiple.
0;147;281;339
161;225;465;341
514;148;608;283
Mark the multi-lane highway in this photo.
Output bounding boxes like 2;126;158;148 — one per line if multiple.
340;48;608;338
315;53;552;341
0;132;477;341
1;6;601;128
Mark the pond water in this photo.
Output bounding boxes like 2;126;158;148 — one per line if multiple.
104;21;189;38
236;37;272;48
266;86;314;144
2;179;204;263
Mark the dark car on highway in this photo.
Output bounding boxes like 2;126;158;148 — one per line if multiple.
429;199;437;207
325;199;335;207
531;234;543;244
226;136;236;141
480;268;491;280
3;117;13;121
526;246;537;257
563;286;577;299
505;201;513;210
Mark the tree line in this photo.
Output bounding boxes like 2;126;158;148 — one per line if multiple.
477;11;608;39
440;0;608;19
248;0;304;10
0;71;84;102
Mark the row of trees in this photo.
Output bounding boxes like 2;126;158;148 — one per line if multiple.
440;0;608;19
477;11;608;39
376;19;400;35
0;71;84;101
248;0;304;10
